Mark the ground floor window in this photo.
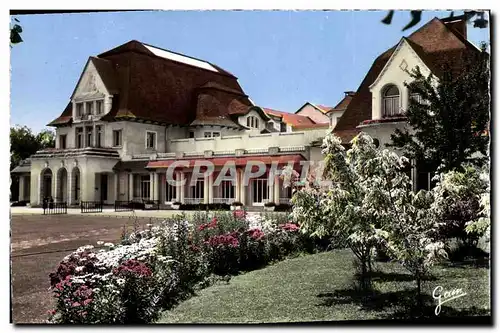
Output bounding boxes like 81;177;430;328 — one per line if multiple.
190;179;204;199
140;175;150;200
220;180;235;199
165;182;177;202
252;178;268;203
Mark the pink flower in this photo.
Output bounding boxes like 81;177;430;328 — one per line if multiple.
280;223;300;231
83;298;92;306
72;302;81;307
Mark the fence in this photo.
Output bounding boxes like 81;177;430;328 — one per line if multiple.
115;200;133;212
80;201;103;213
42;201;67;215
143;200;160;210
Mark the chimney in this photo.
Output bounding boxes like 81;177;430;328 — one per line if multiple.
344;91;355;97
442;14;467;40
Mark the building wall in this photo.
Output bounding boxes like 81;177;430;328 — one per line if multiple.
369;41;433;120
237;109;267;132
296;104;329;124
168;129;326;153
29;156;119;206
329;111;345;128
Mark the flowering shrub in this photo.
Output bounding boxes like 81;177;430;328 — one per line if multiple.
48;211;322;324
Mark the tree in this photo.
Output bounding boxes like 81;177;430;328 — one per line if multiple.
381;10;489;31
10;125;55;170
10;17;23;45
388;44;490;173
292;131;413;289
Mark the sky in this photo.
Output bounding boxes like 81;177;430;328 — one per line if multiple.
10;10;490;133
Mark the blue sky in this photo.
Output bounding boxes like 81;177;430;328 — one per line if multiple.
10;10;489;133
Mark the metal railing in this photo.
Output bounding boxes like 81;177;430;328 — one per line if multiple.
279;198;291;205
115;201;133;212
81;201;103;213
43;201;67;215
184;198;203;205
212;197;236;204
143;200;160;210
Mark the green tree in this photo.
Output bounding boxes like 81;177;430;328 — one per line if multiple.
388;44;490;173
381;10;489;31
10;125;55;170
10;17;23;45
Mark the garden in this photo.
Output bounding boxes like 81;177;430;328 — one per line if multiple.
46;132;490;324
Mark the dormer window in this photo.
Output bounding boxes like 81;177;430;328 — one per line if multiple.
86;101;94;115
96;100;103;114
382;85;401;117
247;116;259;128
76;103;83;117
410;92;423;105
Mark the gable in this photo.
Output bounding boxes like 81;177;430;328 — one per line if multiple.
369;39;434;92
71;59;111;101
296;104;329;124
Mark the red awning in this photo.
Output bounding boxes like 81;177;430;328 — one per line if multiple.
146;154;305;169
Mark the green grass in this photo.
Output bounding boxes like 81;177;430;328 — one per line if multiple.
158;249;490;323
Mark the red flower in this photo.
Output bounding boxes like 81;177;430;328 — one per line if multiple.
233;209;246;219
248;228;265;240
280;223;300;231
113;259;152;278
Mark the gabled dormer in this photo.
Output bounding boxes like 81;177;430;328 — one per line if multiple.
368;38;435;121
71;57;118;123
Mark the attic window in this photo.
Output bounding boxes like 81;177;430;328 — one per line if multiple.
76;103;83;117
382;85;401;117
96;100;103;115
280;122;287;132
247;116;259;129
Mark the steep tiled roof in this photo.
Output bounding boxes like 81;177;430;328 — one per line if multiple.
49;40;251;126
263;108;316;127
334;16;482;143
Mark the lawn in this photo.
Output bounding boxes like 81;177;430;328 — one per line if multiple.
158;249;490;323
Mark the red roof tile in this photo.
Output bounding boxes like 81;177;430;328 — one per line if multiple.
263;108;316;127
49;40;252;126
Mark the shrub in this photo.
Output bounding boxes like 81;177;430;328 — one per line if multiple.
48;211;323;324
264;202;276;207
231;201;243;207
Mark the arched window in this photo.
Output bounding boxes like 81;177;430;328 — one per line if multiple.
246;116;259;129
382;85;400;117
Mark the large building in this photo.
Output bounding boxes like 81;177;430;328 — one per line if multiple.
12;14;484;207
331;15;484;191
12;40;333;207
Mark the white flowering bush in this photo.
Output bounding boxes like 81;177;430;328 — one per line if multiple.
293;131;414;287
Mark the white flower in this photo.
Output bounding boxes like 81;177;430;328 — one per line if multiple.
97;241;104;246
104;242;114;248
75;266;85;273
93;288;100;293
116;278;125;286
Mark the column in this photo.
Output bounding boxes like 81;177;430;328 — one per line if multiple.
67;170;73;205
268;172;274;204
128;173;134;201
155;173;161;202
274;174;280;204
235;169;241;202
208;172;214;204
179;172;185;203
19;176;25;201
175;171;181;202
92;122;97;147
240;170;246;206
38;173;42;205
152;173;159;201
203;173;209;204
149;173;155;201
114;173;119;202
52;171;58;201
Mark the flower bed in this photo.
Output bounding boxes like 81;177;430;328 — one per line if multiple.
47;211;326;324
